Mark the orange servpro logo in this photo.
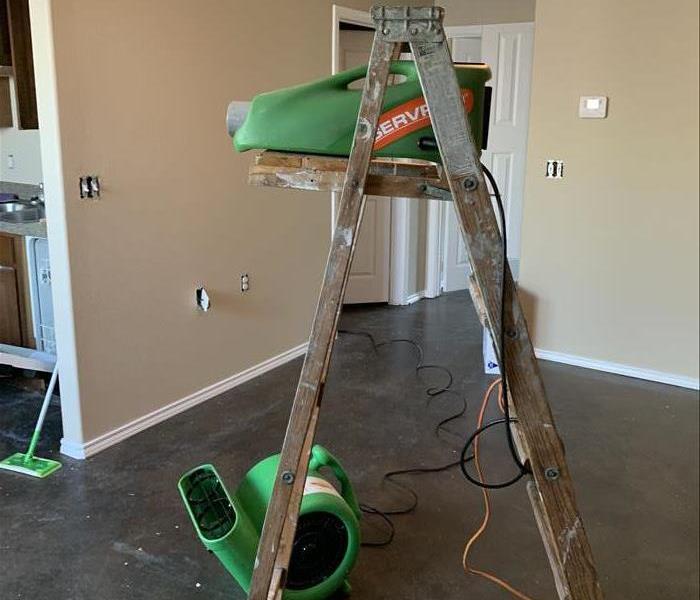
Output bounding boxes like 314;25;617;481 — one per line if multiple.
373;88;474;150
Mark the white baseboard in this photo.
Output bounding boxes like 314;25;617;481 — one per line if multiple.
404;290;426;305
388;290;427;306
60;342;309;459
535;348;699;390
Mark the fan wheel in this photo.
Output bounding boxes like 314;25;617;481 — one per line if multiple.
286;511;349;590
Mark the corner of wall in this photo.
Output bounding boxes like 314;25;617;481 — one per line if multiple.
29;0;85;451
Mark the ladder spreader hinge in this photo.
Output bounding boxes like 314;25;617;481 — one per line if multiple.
371;5;445;43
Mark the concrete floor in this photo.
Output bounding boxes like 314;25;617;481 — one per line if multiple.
0;292;698;599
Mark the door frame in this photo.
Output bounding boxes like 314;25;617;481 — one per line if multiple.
331;6;373;74
28;0;85;453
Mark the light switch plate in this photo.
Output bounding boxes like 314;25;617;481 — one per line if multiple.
579;95;608;118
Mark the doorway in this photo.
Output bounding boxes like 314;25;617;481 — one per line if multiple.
332;7;534;303
0;1;65;462
440;23;535;291
332;7;391;304
0;1;83;458
332;7;428;306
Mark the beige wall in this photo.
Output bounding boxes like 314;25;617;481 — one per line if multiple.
48;0;379;442
442;0;535;25
520;0;699;380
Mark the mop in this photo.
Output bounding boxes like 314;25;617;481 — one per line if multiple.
0;363;62;478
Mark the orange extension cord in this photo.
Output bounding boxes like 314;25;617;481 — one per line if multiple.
461;378;536;600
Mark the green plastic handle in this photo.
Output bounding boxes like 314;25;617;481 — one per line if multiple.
332;60;418;89
388;60;421;79
310;445;362;520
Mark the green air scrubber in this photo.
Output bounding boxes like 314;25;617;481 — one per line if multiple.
229;60;491;163
179;445;361;599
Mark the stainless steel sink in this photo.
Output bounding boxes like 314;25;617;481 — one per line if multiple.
0;202;27;214
0;201;45;223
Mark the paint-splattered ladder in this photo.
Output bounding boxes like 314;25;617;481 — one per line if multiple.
245;6;603;600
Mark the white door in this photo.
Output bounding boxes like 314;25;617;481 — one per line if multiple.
336;28;391;304
443;34;482;292
442;23;534;291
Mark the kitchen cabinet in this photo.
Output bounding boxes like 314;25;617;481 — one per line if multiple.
0;1;11;67
0;77;11;127
0;232;34;347
0;0;38;129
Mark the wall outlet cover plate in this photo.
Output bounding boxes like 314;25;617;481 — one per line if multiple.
546;159;564;179
196;287;211;311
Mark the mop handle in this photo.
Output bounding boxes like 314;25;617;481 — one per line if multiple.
24;363;59;464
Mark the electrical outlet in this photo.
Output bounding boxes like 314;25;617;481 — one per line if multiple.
7;154;15;170
196;287;211;311
545;160;564;179
240;273;250;293
79;175;101;199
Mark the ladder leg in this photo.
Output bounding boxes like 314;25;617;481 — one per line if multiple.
410;38;604;600
247;34;396;600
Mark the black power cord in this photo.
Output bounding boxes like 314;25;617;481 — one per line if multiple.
458;164;529;490
359;456;473;547
337;330;474;547
338;330;468;440
340;165;530;540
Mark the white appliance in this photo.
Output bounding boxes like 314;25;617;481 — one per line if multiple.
25;237;55;355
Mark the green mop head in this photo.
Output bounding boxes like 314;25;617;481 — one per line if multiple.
0;452;62;478
0;364;62;479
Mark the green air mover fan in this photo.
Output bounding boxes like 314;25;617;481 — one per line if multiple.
179;445;361;599
227;60;491;163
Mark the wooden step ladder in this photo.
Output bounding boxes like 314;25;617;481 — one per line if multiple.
244;6;603;599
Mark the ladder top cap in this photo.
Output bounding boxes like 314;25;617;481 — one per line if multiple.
371;5;444;20
371;5;445;42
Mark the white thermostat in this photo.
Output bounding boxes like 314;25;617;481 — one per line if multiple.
579;95;608;118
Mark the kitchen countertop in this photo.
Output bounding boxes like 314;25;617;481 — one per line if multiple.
0;181;47;238
0;218;47;238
